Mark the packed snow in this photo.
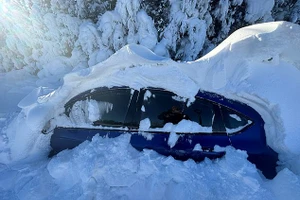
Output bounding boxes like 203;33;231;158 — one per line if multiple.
1;21;300;199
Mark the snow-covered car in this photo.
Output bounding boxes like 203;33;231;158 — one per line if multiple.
50;86;278;179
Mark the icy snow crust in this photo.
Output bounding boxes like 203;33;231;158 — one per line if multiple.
1;21;300;199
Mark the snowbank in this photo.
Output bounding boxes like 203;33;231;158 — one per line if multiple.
1;135;300;200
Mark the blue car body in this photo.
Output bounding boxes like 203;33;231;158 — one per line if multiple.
50;87;278;179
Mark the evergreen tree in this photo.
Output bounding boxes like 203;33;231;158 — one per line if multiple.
1;0;300;74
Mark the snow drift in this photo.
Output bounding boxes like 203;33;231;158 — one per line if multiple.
187;21;300;173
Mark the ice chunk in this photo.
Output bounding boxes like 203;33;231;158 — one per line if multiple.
139;118;151;131
168;131;180;148
18;87;55;108
143;90;152;100
193;143;202;151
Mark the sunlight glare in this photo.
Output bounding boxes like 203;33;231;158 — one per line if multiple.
0;0;41;48
0;0;9;14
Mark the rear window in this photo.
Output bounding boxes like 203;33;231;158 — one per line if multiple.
221;106;252;134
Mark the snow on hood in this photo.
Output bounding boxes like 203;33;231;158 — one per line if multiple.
8;22;300;174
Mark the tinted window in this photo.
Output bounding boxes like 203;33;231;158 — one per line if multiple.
221;106;252;134
65;88;133;127
184;98;226;133
141;90;186;128
185;99;214;127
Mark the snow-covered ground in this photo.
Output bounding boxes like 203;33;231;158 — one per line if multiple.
1;21;300;199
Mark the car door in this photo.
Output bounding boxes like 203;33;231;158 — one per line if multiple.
129;89;231;161
181;97;231;159
51;87;138;154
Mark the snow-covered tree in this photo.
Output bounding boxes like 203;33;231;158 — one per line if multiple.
49;0;117;21
155;0;210;60
140;0;170;36
96;0;157;54
205;0;245;53
1;0;300;74
272;0;300;23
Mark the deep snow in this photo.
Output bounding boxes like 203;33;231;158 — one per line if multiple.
1;21;300;199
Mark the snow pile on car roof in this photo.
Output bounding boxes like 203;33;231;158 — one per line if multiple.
61;44;198;100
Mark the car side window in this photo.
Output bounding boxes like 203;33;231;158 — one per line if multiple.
65;88;133;127
184;98;226;133
141;90;186;128
221;106;252;134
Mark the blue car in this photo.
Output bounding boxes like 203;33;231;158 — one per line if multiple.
50;87;278;179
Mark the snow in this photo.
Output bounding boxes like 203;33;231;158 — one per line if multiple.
229;114;242;121
227;120;253;134
188;21;300;173
2;135;299;199
193;143;202;151
139;118;151;131
1;21;300;199
167;132;180;148
148;120;213;133
157;0;208;60
245;0;275;23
